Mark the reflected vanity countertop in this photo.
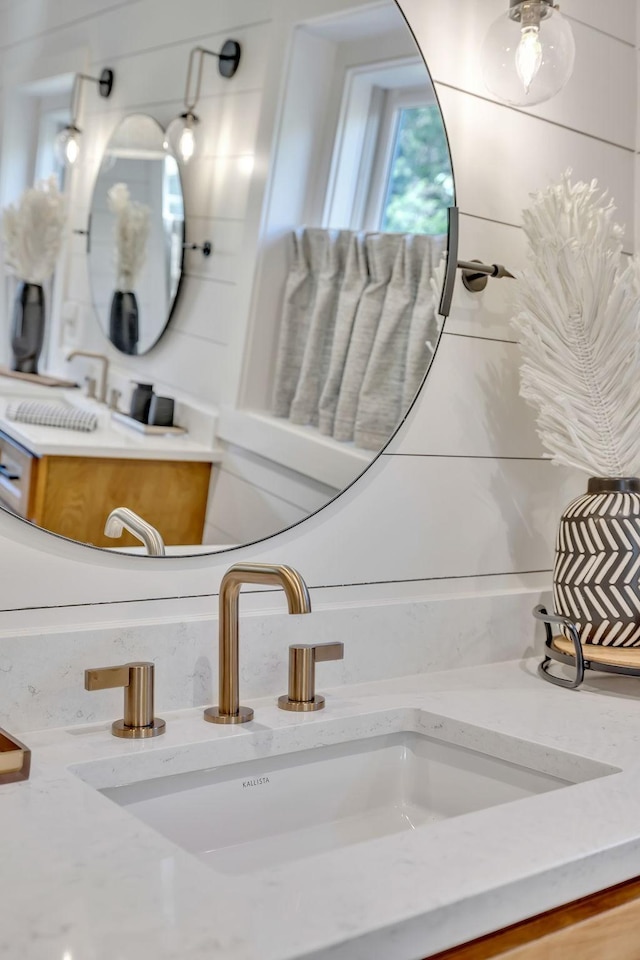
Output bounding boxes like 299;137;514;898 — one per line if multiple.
0;389;222;462
5;660;640;959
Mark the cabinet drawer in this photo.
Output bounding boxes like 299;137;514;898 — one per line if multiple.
0;433;35;518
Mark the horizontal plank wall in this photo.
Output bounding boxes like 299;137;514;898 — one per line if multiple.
0;0;634;620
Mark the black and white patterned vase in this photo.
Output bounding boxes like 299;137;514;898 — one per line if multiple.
554;477;640;647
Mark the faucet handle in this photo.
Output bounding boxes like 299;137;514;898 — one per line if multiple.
278;642;344;713
84;375;97;399
84;662;166;738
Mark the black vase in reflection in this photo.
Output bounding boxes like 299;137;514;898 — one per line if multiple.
11;281;45;374
109;290;139;355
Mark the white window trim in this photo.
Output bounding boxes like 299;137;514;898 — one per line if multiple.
322;59;432;231
363;84;436;232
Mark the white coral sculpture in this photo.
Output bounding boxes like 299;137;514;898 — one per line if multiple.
107;182;150;292
512;171;640;478
2;176;66;285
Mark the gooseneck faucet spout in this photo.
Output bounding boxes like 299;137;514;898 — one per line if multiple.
204;562;312;725
104;507;165;556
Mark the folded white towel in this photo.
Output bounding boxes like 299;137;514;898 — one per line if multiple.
6;400;98;432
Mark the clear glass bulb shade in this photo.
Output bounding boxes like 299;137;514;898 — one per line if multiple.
55;125;82;166
482;3;576;107
164;112;200;164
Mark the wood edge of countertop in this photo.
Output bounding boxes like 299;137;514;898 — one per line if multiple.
426;875;640;959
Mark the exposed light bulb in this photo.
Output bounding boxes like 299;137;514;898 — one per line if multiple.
516;25;543;94
65;134;80;165
164;112;200;165
178;125;196;164
55;125;82;167
482;1;576;107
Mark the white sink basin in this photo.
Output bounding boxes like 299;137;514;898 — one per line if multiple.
95;725;614;876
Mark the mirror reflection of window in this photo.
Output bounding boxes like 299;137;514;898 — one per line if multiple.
326;68;453;234
378;101;454;236
248;5;453;466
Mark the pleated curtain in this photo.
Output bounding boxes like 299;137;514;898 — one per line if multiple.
272;227;445;451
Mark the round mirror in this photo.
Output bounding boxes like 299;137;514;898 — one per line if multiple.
88;114;185;355
0;0;454;556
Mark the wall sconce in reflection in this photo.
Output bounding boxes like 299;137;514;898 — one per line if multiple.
55;68;115;166
482;1;575;106
164;41;242;165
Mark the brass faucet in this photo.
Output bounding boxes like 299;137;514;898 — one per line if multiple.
84;662;166;738
204;562;312;725
278;642;344;712
66;350;109;403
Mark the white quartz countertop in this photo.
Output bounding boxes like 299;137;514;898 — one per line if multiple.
0;394;221;462
4;659;640;960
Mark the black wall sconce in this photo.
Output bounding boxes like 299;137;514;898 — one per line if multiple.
164;41;242;165
55;68;115;167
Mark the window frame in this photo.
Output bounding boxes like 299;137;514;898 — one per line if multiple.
322;58;430;232
362;83;437;232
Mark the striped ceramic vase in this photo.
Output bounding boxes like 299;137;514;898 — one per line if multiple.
554;477;640;647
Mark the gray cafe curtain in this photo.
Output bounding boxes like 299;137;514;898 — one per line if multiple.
271;227;446;450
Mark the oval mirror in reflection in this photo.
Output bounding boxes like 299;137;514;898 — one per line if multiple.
88;114;185;356
0;0;454;556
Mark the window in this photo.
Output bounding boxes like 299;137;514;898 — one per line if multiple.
324;64;453;236
378;103;453;235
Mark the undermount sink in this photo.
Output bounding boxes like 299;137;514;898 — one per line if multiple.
89;721;616;876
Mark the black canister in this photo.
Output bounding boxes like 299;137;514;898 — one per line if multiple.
130;383;154;423
148;395;175;427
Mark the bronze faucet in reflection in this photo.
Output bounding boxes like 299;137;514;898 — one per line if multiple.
104;507;165;556
66;350;109;403
204;562;312;724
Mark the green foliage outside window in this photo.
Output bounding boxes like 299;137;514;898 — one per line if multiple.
381;104;454;236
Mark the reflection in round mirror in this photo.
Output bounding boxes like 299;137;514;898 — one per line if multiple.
88;114;185;355
0;0;454;557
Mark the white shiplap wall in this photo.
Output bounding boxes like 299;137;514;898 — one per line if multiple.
0;0;634;631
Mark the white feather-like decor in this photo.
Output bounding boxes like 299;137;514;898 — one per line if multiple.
512;171;640;478
2;176;66;284
107;183;150;291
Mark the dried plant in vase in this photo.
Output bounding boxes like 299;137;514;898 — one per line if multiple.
107;182;150;356
2;176;66;374
513;171;640;648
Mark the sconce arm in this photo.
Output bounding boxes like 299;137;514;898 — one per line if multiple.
183;41;241;111
69;69;114;126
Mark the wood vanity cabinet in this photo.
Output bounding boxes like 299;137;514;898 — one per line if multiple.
0;430;212;547
428;877;640;960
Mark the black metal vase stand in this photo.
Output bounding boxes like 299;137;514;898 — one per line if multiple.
534;605;640;690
